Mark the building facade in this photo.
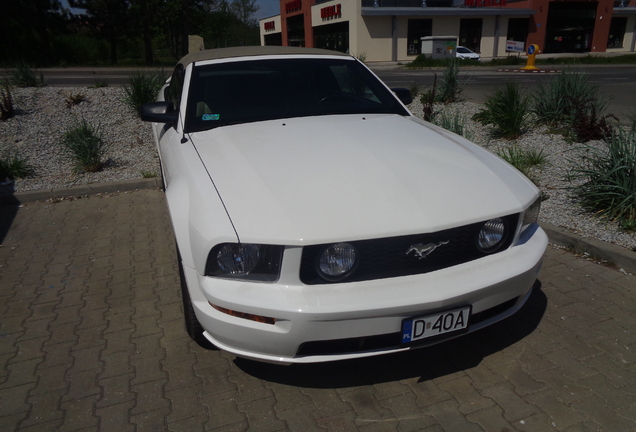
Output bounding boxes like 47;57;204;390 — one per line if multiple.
259;0;636;61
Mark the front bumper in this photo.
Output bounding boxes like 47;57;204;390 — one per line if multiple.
183;226;548;364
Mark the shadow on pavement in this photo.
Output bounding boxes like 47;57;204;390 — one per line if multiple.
234;280;547;388
0;185;20;244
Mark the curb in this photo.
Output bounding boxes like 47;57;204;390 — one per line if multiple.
2;178;634;274
0;178;162;206
540;222;636;275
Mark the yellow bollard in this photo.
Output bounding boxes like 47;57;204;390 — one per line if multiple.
520;44;540;71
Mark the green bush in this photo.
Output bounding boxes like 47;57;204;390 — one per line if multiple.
571;103;616;143
61;120;108;173
537;54;636;65
407;54;431;67
406;54;452;68
533;69;616;142
51;34;110;66
484;57;525;66
436;59;462;103
533;70;599;125
91;79;109;88
497;146;546;181
432;110;473;140
352;51;367;63
419;74;437;121
473;81;530;139
124;70;167;115
0;83;14;120
408;82;421;98
0;152;32;180
570;129;636;230
7;60;45;87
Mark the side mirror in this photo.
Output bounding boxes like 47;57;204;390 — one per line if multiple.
391;88;413;105
140;102;178;124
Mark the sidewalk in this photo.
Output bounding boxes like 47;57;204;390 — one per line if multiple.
0;188;634;431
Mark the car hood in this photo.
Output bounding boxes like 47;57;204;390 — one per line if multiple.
191;114;537;245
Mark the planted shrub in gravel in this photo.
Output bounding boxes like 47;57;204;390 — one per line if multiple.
124;71;166;115
570;129;636;231
533;70;603;126
436;60;463;104
473;81;530;140
61;120;108;173
7;61;45;88
0;152;32;181
497;145;546;180
0;83;14;120
432;110;473;140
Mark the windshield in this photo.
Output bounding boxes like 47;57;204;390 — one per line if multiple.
185;57;409;133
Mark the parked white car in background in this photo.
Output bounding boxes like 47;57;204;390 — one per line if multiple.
141;46;547;364
456;46;480;60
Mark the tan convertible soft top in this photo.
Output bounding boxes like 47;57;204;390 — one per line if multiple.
178;46;350;67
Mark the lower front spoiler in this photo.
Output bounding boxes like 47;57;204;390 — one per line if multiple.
202;284;535;365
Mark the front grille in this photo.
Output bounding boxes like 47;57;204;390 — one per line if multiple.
295;296;520;357
300;214;519;285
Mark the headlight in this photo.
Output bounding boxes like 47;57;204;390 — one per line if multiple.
317;243;358;282
206;243;283;282
477;218;508;253
216;243;260;275
522;196;541;232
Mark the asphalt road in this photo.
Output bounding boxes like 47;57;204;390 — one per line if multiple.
38;64;636;122
373;65;636;122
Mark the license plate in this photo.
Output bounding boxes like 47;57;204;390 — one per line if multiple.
401;306;471;344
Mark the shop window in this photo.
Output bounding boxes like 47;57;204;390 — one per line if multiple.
506;18;528;44
314;22;350;53
459;19;482;53
287;14;305;47
544;2;596;53
265;33;283;46
607;17;627;48
407;19;432;56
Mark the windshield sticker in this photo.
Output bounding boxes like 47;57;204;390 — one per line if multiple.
202;114;220;121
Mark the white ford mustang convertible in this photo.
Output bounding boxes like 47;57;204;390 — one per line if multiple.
140;46;547;364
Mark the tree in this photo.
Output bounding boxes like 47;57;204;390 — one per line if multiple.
230;0;258;46
0;0;68;65
69;0;131;65
130;0;157;64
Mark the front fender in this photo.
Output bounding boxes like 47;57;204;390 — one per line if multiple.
163;139;237;275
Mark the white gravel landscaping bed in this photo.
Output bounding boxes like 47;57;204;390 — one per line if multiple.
0;86;159;191
409;98;635;252
1;86;634;252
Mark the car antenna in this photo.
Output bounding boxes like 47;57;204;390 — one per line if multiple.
180;121;189;143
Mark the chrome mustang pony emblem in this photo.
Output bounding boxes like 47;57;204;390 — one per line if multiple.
406;240;449;259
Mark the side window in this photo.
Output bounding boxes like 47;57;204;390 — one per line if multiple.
168;64;185;111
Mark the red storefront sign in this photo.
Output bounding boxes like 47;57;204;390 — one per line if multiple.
321;4;342;19
285;0;302;13
264;21;275;31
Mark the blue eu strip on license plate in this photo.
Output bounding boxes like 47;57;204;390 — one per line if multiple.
402;306;471;344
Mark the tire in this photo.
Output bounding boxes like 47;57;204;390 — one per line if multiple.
177;249;216;350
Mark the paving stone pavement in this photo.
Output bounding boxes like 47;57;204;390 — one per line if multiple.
0;189;635;432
